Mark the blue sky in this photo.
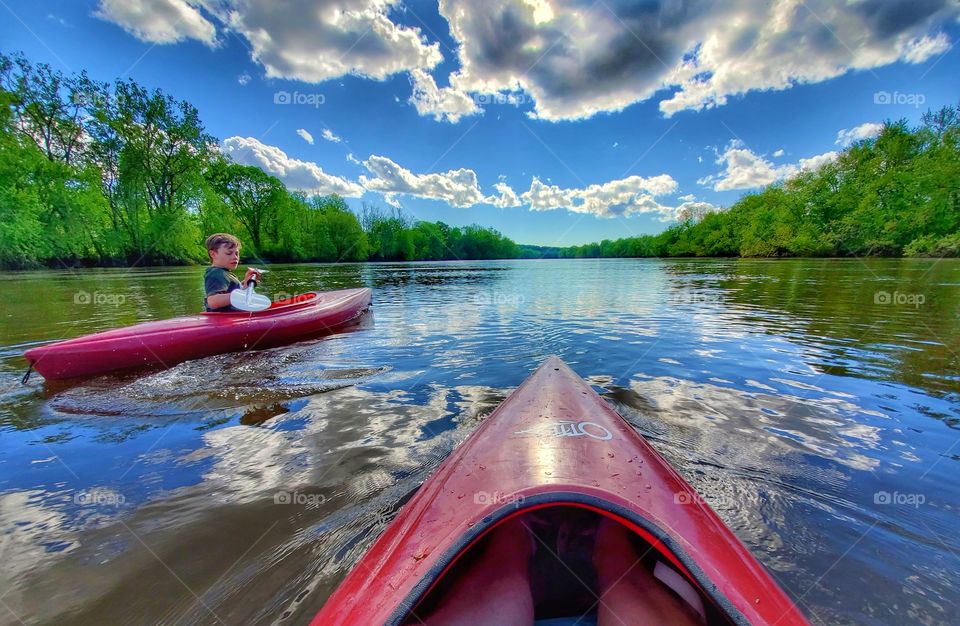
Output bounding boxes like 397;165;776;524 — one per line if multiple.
3;0;959;246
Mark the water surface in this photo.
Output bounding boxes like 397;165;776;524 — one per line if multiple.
0;258;957;625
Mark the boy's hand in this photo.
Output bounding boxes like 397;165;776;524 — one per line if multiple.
242;268;263;287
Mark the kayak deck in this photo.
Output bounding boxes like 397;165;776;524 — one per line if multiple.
312;357;808;626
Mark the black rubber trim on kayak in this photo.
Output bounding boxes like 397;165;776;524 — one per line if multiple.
386;491;755;626
21;363;33;385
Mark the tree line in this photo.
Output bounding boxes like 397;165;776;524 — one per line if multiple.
562;107;960;259
2;51;956;269
0;52;518;269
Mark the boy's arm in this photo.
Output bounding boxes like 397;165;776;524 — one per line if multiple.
206;292;233;309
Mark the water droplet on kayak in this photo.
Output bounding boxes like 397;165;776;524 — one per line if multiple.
644;484;652;490
479;465;486;470
545;471;552;476
607;452;615;458
457;493;465;499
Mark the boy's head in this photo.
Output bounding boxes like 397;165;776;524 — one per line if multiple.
205;233;241;269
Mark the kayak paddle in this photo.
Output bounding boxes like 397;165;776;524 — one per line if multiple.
230;268;271;312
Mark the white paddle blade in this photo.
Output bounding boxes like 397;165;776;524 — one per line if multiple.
230;285;272;312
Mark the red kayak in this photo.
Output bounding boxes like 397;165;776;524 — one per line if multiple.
313;356;809;625
23;288;371;380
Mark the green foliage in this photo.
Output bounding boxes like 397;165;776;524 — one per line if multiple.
0;52;521;268
564;107;960;259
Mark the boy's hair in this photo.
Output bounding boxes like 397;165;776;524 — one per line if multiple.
205;233;241;252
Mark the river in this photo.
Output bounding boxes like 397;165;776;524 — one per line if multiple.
0;258;957;625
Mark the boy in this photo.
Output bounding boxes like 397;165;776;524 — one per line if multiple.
204;233;262;312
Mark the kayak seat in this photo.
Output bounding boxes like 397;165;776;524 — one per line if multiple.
406;505;729;625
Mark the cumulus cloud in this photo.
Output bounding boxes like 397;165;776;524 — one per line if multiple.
436;0;959;121
222;136;364;197
321;129;343;144
520;174;680;218
491;180;522;208
359;155;490;208
699;140;840;191
836;122;884;147
409;69;481;123
97;0;442;82
355;156;685;218
296;128;314;144
237;73;251;86
95;0;217;46
798;151;840;171
773;149;785;157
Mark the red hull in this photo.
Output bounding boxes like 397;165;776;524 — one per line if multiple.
313;357;809;626
24;288;371;380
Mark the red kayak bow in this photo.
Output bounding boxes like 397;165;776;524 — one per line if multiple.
24;288;371;380
313;356;809;626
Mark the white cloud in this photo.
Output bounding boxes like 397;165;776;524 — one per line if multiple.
491;180;522;208
95;0;217;46
355;154;705;220
222;136;364;197
296;128;314;144
435;0;959;121
902;33;951;63
798;151;839;171
773;149;785;157
698;141;793;191
409;69;481;123
97;0;442;83
836;122;884;147
359;155;490;208
520;174;679;218
678;194;697;202
237;73;251;86
699;140;840;191
321;129;343;144
346;153;361;165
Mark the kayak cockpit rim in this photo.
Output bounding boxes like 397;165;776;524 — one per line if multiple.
200;291;320;315
388;492;754;626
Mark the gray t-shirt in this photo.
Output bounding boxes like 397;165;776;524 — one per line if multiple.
204;266;242;312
